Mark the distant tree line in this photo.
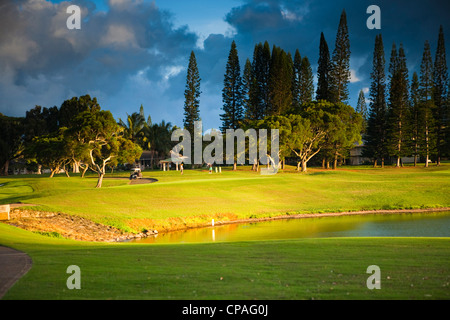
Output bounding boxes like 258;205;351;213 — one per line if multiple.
214;10;362;171
363;26;449;167
2;10;448;181
0;96;178;187
193;10;449;169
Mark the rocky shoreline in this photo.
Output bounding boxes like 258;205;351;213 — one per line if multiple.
5;208;157;242
3;206;449;243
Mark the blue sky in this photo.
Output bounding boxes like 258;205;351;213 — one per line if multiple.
0;0;449;131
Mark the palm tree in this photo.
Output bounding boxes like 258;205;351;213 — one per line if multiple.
118;105;147;144
141;120;176;168
119;105;178;168
153;120;175;157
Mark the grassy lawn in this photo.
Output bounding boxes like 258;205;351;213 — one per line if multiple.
1;223;449;300
1;165;449;300
0;164;449;233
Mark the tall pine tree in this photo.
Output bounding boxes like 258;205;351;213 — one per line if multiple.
329;9;351;103
299;56;314;105
433;25;448;165
316;32;332;101
242;58;253;121
183;51;201;138
356;89;368;122
292;49;302;108
364;34;387;167
247;42;271;120
409;72;421;166
386;43;410;167
268;45;293;115
419;40;436;167
220;41;244;132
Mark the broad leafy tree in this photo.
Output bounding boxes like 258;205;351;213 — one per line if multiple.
27;129;72;178
0;114;24;176
70;108;142;188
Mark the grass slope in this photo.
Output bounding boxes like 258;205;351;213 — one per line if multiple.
1;165;448;300
0;223;449;300
1;165;449;233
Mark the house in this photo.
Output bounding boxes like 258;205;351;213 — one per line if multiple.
349;141;416;165
349;141;370;165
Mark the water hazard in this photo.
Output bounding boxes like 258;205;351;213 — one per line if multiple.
132;211;450;244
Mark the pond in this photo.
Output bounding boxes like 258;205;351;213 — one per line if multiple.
132;211;450;244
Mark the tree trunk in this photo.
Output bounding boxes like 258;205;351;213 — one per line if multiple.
296;162;300;171
396;156;401;168
301;160;307;172
72;160;80;173
50;166;59;178
333;154;338;170
233;161;237;171
381;158;385;168
64;168;70;178
425;123;429;167
96;172;104;188
373;159;377;168
37;164;42;175
81;165;88;178
2;160;9;176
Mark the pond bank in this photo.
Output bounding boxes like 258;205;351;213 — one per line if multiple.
3;206;450;242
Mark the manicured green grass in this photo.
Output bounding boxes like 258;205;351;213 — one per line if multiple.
1;223;448;300
1;165;448;300
1;165;449;232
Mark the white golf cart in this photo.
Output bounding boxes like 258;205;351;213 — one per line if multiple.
129;166;143;180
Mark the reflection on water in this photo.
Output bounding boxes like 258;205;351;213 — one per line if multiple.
132;211;450;244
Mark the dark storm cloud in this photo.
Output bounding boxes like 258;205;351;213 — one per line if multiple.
226;0;450;104
0;0;449;129
0;0;198;117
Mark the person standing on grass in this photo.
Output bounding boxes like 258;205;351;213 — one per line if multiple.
180;163;184;175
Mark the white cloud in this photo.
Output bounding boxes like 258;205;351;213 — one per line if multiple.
280;7;303;22
350;69;361;83
101;25;139;48
162;65;184;81
0;36;38;66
